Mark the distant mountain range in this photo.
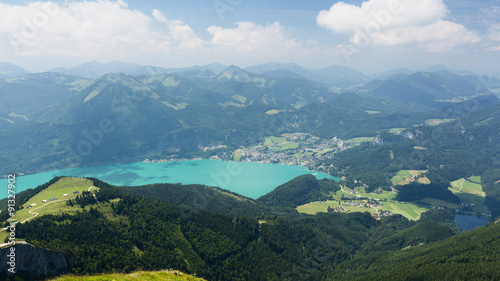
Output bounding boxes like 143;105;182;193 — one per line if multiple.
1;60;499;281
0;61;30;77
0;60;499;175
1;60;487;89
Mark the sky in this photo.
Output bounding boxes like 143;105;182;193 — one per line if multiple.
0;0;500;74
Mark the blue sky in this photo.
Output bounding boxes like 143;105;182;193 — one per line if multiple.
0;0;499;74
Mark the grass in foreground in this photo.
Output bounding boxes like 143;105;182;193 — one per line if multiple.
50;270;205;281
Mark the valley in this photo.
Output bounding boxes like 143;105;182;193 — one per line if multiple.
0;60;499;281
2;0;500;279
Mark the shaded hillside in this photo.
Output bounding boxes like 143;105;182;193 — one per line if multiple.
257;175;340;207
11;177;370;281
286;92;435;138
0;177;473;281
332;220;500;281
368;71;495;103
122;183;273;217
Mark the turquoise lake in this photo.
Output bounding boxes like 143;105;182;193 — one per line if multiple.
1;159;338;199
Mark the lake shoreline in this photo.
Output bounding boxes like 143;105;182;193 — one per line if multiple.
0;159;338;200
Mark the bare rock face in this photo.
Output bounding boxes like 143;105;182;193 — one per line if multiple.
0;244;69;279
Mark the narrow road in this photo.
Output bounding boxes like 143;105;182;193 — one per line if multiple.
23;198;71;223
459;179;465;192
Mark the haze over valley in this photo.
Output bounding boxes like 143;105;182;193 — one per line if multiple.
1;0;500;280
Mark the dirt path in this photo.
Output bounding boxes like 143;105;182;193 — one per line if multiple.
88;186;99;203
22;199;71;223
459;179;465;192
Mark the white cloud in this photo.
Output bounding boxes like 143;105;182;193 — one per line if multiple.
0;0;205;57
207;22;298;52
317;0;480;51
152;9;167;23
490;23;500;42
0;1;340;69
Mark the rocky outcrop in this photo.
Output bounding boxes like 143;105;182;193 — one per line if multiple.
0;244;70;279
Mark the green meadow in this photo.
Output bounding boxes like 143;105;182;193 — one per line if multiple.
391;170;429;186
448;177;487;213
297;199;428;221
10;177;95;222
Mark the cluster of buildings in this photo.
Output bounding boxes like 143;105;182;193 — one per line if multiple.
229;133;341;169
455;202;477;214
341;198;383;209
373;210;394;220
26;191;80;209
327;206;349;213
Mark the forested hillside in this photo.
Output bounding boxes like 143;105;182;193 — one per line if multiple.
3;177;492;281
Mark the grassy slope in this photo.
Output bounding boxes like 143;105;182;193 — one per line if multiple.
50;270;205;281
391;170;428;185
9;178;95;222
449;177;487;213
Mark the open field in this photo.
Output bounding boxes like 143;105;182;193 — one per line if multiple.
417;177;431;184
314;148;335;156
336;188;397;201
297;200;376;216
10;177;95;222
468;176;481;184
388;128;406;134
449;177;486;213
391;170;429;185
387;202;428;220
297;199;428;220
450;178;485;196
413;146;428;150
264;136;286;145
264;136;299;151
348;137;375;144
425;118;455;126
233;150;242;161
273;142;299;151
419;198;460;209
334;189;397;201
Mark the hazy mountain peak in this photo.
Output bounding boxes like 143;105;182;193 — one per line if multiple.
424;64;476;76
199;62;227;72
245;62;309;75
314;65;367;78
217;65;255;82
0;62;30;77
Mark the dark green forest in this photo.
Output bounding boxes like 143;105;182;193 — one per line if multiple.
2;177;499;281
